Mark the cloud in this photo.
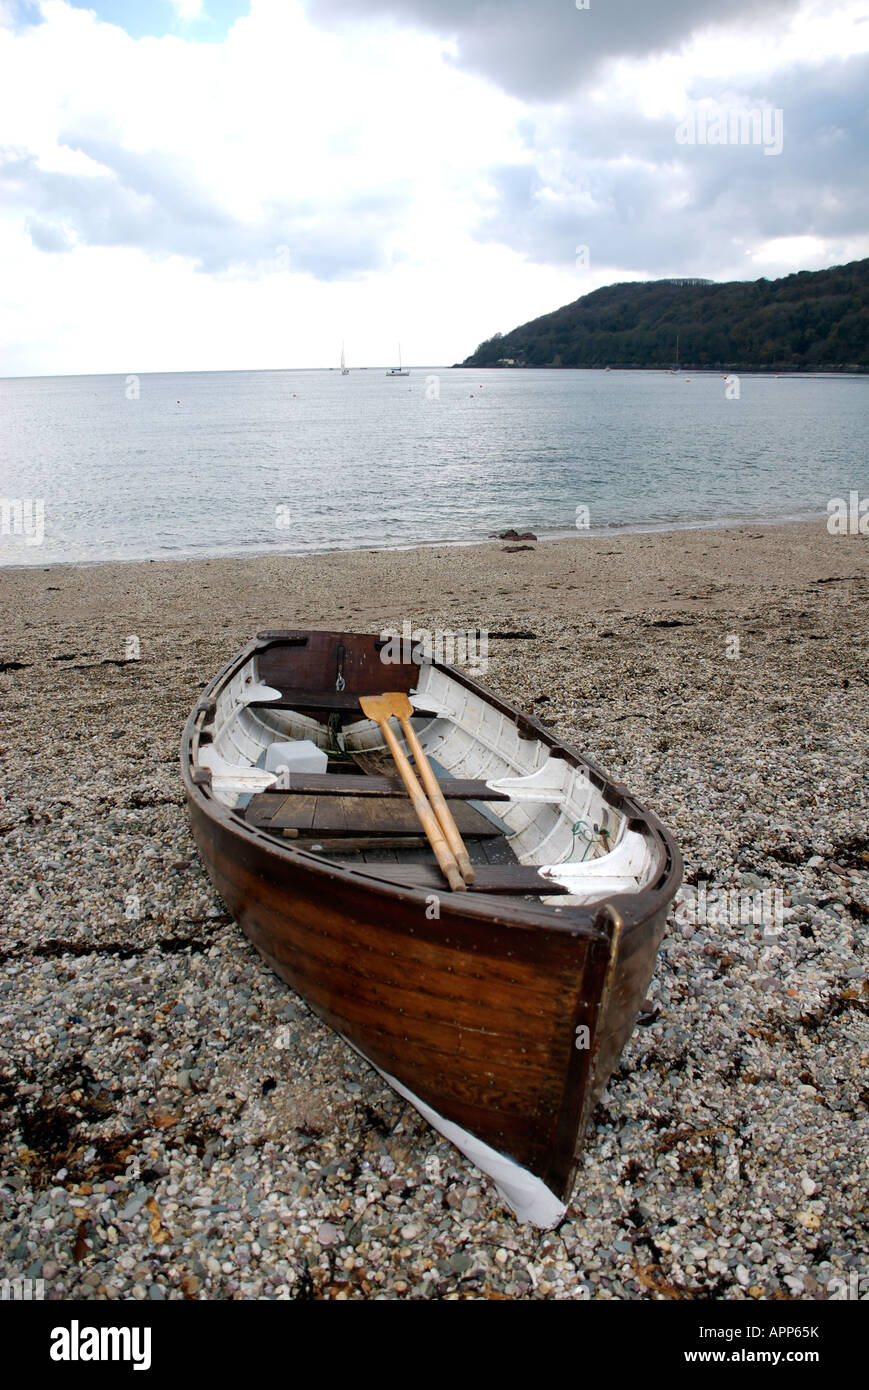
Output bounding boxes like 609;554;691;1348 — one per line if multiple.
0;0;866;374
300;0;804;100
169;0;203;18
0;1;492;280
0;137;409;277
25;214;73;251
469;51;869;279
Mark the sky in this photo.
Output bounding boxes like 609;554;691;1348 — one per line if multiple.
0;0;867;375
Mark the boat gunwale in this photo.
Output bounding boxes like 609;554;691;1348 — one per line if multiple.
180;632;682;941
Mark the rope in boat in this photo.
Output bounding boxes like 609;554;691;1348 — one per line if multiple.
559;816;611;864
325;712;354;761
560;818;594;863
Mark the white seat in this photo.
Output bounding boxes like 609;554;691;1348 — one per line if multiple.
538;829;651;899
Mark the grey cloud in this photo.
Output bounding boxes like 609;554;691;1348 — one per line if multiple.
301;0;802;100
470;53;869;275
0;137;409;279
26;217;73;252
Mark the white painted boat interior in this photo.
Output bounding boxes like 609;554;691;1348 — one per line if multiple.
194;653;658;904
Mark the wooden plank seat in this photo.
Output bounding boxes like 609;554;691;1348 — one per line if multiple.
255;772;510;801
348;863;572;895
245;792;501;839
246;689;439;717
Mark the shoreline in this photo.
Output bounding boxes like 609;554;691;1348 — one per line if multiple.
457;365;869;376
0;511;833;575
2;519;863;636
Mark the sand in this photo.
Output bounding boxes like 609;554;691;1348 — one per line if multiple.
1;518;862;637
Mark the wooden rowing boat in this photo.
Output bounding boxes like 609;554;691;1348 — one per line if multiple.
181;629;682;1226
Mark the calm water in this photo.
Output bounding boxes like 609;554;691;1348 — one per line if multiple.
1;368;867;566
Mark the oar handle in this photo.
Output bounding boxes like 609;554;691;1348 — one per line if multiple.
398;716;475;885
377;719;466;893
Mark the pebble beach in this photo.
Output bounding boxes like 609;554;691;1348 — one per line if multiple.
1;520;867;1301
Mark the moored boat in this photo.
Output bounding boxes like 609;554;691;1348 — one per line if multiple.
386;342;409;376
181;629;681;1225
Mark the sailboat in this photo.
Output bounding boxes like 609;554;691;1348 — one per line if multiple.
386;344;409;377
671;334;680;373
341;343;349;375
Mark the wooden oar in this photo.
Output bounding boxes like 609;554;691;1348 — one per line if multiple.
359;695;466;892
388;692;476;886
360;692;475;886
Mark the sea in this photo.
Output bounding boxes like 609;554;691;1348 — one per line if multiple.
1;367;867;567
